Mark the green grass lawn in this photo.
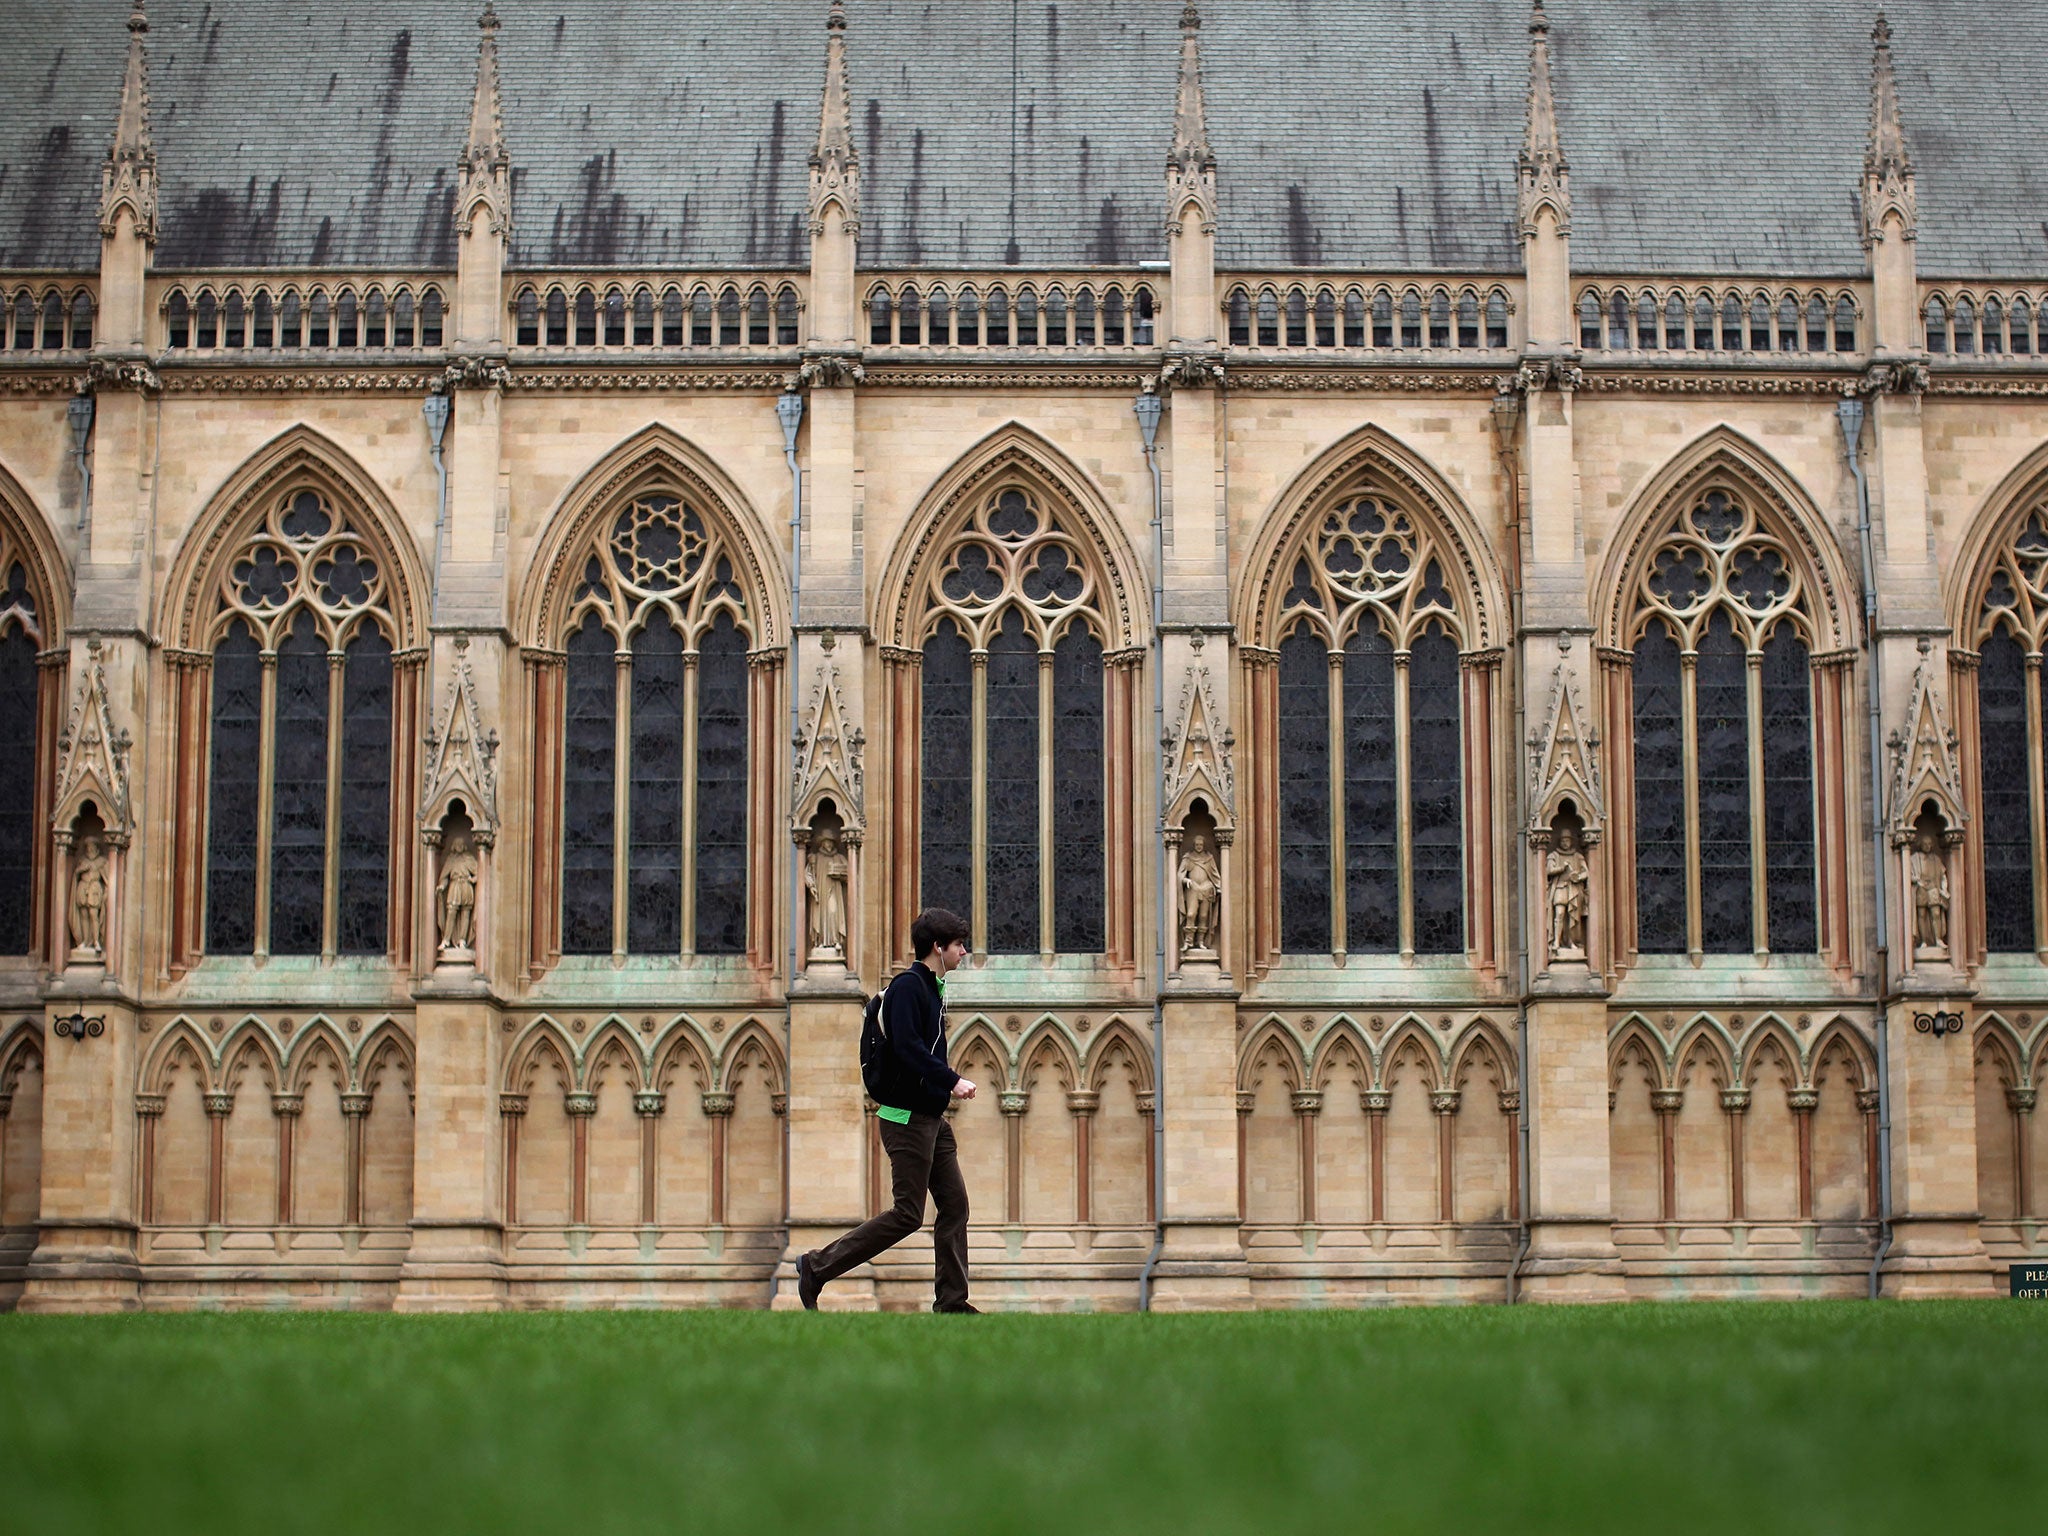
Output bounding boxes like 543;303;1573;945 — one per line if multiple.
2;1301;2042;1535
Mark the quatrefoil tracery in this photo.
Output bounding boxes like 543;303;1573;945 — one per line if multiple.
923;486;1100;648
0;550;41;645
1630;487;1808;650
1979;512;2048;650
213;487;393;649
562;489;750;645
1276;484;1464;649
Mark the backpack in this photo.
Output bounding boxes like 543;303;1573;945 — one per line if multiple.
857;988;889;1101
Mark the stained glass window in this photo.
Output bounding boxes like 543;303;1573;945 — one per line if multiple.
1409;624;1465;955
984;607;1041;954
561;615;617;955
628;620;684;953
1695;611;1752;954
0;624;37;954
1341;616;1396;953
920;621;973;922
1278;627;1331;953
1979;632;2035;951
1759;625;1817;954
206;621;262;953
1052;626;1105;953
693;611;749;956
1631;624;1685;954
337;629;392;955
268;611;330;956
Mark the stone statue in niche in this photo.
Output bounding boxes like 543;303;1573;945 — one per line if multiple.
436;824;479;959
805;816;849;963
69;833;109;956
1910;815;1951;961
1546;816;1590;962
1178;820;1222;960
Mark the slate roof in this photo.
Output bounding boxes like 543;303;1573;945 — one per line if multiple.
0;0;2039;277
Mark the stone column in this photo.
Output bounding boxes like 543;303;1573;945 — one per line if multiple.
773;969;875;1310
1149;980;1250;1310
1518;989;1627;1302
1878;990;1992;1296
394;975;507;1311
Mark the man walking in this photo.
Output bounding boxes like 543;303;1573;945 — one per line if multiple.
796;908;980;1312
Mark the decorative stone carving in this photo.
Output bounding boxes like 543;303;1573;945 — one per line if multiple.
1177;818;1223;961
421;636;500;848
51;638;135;847
791;660;865;835
1162;653;1235;828
1887;640;1965;848
1164;5;1217;237
803;812;850;964
440;357;510;392
1544;813;1591;963
1908;813;1951;962
435;821;480;961
83;356;160;395
1527;653;1602;844
69;831;110;958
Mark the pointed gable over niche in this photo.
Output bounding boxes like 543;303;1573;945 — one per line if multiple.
1164;644;1234;832
1527;653;1601;843
1887;641;1963;846
52;639;134;845
792;649;865;837
99;1;157;243
422;636;500;847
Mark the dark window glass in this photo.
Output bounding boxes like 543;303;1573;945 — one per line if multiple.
693;611;749;955
628;621;685;953
1632;623;1686;954
0;627;38;952
206;620;263;952
1278;627;1331;952
561;616;617;954
1759;627;1816;953
1980;631;2036;951
1410;625;1465;954
1052;626;1104;953
336;627;391;955
1696;610;1753;953
269;610;330;956
920;621;973;922
1342;615;1397;953
985;608;1040;954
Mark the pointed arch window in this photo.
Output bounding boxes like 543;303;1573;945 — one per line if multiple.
1972;512;2048;953
1272;484;1470;958
551;490;756;958
915;485;1107;955
1624;486;1819;958
201;487;402;959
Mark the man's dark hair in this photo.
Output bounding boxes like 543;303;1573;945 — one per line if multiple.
910;907;970;960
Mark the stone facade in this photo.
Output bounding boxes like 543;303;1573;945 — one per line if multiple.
0;2;2041;1312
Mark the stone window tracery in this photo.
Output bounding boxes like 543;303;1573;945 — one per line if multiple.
1272;481;1469;958
1624;485;1819;958
203;487;400;959
552;489;755;958
1971;512;2048;952
915;485;1107;956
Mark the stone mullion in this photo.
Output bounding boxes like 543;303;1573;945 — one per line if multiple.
1431;1090;1460;1224
970;650;989;955
169;654;211;974
254;653;280;958
1068;1090;1098;1224
1235;1090;1253;1221
341;1092;372;1226
2009;1088;2037;1219
1395;652;1415;960
1679;652;1703;960
1600;649;1638;967
610;653;632;959
389;655;423;970
322;651;345;961
703;1091;734;1226
883;650;921;970
565;1092;597;1226
2028;656;2047;955
525;656;565;977
1325;650;1346;956
204;1092;232;1226
1789;1088;1819;1221
1721;1087;1750;1221
1500;1090;1522;1222
635;1092;665;1226
273;1093;304;1226
1000;1091;1027;1223
500;1094;527;1226
1038;650;1054;958
1651;1088;1682;1223
1293;1090;1322;1224
31;651;63;963
1138;1090;1156;1224
680;654;700;958
1949;652;1984;967
135;1095;165;1225
1461;654;1497;974
1812;656;1854;972
1364;1089;1389;1224
1745;652;1768;955
746;655;781;969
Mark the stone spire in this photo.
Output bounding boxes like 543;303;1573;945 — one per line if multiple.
99;0;157;243
458;2;512;236
1862;11;1917;245
1166;3;1216;236
809;0;859;235
1517;0;1569;236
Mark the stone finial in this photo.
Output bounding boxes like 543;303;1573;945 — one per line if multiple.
1863;11;1916;244
1517;0;1569;237
809;0;860;234
459;2;512;236
1166;2;1217;236
99;0;158;242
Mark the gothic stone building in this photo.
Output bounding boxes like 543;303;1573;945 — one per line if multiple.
0;0;2039;1312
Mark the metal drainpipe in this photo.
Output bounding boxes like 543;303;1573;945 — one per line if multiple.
776;389;805;1279
1838;396;1895;1301
423;392;452;616
1134;388;1169;1311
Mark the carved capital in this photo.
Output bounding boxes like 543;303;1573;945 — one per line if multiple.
633;1091;667;1118
1650;1089;1684;1115
202;1093;235;1118
1430;1089;1462;1116
133;1093;164;1119
1362;1089;1392;1116
699;1091;735;1118
340;1092;375;1118
270;1093;305;1118
998;1091;1030;1117
1786;1088;1820;1115
1236;1091;1256;1116
1065;1090;1100;1117
2008;1087;2038;1115
1856;1089;1882;1115
1291;1089;1324;1116
1497;1090;1521;1115
499;1092;528;1118
1719;1088;1751;1114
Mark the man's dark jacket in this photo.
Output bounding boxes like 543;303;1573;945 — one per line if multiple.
869;962;960;1116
